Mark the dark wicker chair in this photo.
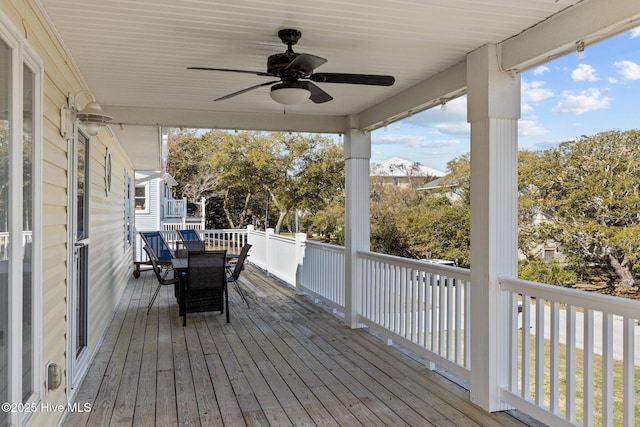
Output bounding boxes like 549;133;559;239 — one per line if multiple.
143;245;180;314
181;250;228;326
227;244;252;307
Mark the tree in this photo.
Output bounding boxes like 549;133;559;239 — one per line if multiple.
169;130;344;233
400;195;471;267
369;161;471;265
520;130;640;289
259;132;344;234
167;128;220;202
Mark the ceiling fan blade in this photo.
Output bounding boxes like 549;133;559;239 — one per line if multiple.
310;73;395;86
214;80;280;101
286;53;327;74
188;66;274;77
301;81;333;104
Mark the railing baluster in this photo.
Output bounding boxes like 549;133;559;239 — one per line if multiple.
535;298;545;406
566;304;577;423
622;317;635;427
446;277;453;359
431;273;438;351
455;276;462;363
583;309;594;427
550;300;560;414
521;295;531;399
509;292;519;393
602;313;613;427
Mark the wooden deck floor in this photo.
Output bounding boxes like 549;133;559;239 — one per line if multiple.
64;265;540;427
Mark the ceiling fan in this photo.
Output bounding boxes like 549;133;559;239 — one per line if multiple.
188;29;395;105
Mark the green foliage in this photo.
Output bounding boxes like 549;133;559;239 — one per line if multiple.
518;260;578;288
371;211;414;257
519;129;640;288
305;198;345;244
168;130;344;233
400;195;470;267
370;168;470;266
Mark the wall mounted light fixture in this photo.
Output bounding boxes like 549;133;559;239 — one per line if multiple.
60;90;112;137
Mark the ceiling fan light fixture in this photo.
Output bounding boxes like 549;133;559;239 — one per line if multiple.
270;83;310;105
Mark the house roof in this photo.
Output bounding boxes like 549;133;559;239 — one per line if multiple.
372;157;445;178
36;1;640;170
134;171;178;187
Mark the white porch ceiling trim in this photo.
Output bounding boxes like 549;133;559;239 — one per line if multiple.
103;105;350;134
501;0;640;71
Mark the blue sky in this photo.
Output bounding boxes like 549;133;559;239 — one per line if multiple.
371;26;640;173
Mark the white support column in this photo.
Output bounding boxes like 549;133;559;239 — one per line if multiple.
294;232;307;292
344;116;371;328
467;44;520;412
265;227;274;276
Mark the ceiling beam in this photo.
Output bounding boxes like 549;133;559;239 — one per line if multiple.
358;60;467;131
501;0;640;72
102;106;349;134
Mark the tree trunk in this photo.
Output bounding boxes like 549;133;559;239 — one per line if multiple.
237;192;251;228
274;210;287;234
222;189;236;229
608;253;635;289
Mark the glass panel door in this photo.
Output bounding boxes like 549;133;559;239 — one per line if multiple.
71;131;89;375
0;38;9;427
22;63;34;402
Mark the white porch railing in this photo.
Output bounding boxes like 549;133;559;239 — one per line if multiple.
134;229;247;263
298;240;345;312
500;276;640;427
165;198;186;218
0;231;33;261
357;251;472;381
129;226;639;426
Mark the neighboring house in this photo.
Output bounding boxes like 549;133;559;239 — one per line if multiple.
133;171;206;275
134;171;206;232
417;174;462;201
371;156;445;188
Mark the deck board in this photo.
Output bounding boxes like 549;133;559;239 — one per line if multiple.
65;265;540;427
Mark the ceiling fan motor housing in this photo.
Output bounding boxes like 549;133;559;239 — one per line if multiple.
267;53;304;76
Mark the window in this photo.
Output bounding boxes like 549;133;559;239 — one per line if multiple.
0;12;43;427
124;171;134;250
135;183;148;213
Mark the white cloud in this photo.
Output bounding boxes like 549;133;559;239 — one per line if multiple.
411;96;469;136
552;88;611;115
630;27;640;39
533;66;550;76
608;77;618;84
521;103;534;114
521;80;554;103
571;64;599;82
615;60;640;80
519;120;550;136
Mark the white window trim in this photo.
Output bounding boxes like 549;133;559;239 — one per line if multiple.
135;182;150;214
0;8;44;427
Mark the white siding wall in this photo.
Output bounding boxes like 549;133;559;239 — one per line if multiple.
134;177;162;231
1;2;135;425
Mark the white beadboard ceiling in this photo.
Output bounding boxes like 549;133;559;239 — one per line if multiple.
36;0;639;169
